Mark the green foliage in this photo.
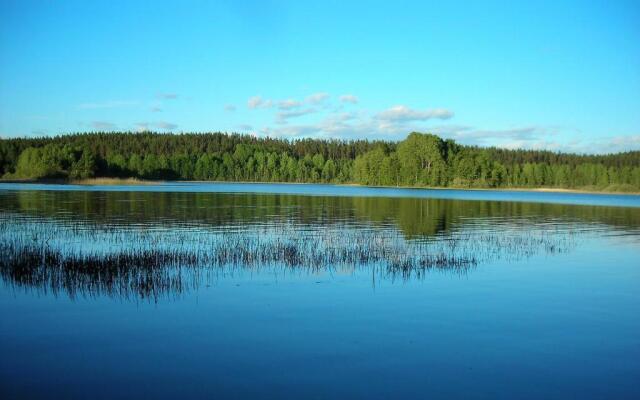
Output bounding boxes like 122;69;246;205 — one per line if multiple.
12;147;49;179
8;144;94;180
1;131;639;191
354;132;640;191
397;132;446;186
69;149;96;179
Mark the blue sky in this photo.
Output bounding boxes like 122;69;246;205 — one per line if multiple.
0;0;639;153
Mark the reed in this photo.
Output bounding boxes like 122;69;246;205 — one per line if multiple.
0;214;578;301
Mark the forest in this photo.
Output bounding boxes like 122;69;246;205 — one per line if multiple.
1;131;639;192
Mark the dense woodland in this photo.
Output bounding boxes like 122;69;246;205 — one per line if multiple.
1;131;639;192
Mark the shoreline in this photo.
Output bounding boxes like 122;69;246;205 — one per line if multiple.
1;177;639;195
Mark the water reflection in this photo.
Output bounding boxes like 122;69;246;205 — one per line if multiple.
2;189;640;236
1;189;637;301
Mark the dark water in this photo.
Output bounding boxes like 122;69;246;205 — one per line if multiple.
1;183;639;399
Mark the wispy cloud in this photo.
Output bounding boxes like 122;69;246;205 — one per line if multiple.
134;121;178;132
276;108;316;124
156;93;178;100
247;96;262;109
247;95;273;109
306;92;329;104
262;124;321;138
134;122;150;132
562;134;640;154
426;124;554;147
246;93;638;154
78;100;138;110
422;124;624;153
150;106;162;112
236;124;253;131
155;121;178;130
257;98;455;139
263;111;391;139
607;134;640;151
376;105;454;122
224;104;237;112
339;94;358;104
91;121;117;130
278;99;302;110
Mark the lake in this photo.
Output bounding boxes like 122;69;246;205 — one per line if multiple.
1;182;639;399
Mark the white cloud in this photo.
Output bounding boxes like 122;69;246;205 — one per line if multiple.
570;134;640;154
134;121;178;132
257;98;456;139
263;110;402;140
247;95;273;109
247;96;262;109
426;124;557;147
150;106;162;112
422;124;640;153
244;94;640;154
276;108;317;124
262;125;321;138
339;94;359;104
278;99;302;110
306;92;329;104
249;93;329;111
155;121;178;131
608;134;640;149
376;105;454;122
224;104;237;112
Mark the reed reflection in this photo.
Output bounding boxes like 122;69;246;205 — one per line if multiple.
1;210;579;301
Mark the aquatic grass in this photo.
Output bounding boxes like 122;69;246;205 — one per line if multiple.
0;214;579;301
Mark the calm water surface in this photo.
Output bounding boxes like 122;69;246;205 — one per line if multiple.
1;183;639;399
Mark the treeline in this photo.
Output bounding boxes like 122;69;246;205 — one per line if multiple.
354;133;640;191
1;131;639;191
0;132;379;183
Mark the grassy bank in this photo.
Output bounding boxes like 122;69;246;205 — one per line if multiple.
70;177;159;185
2;177;639;195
